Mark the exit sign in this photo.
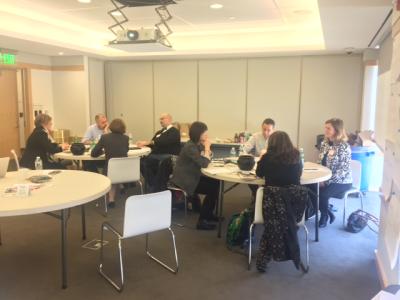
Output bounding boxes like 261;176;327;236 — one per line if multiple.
0;53;16;65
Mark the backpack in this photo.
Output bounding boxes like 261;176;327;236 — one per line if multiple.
226;208;253;249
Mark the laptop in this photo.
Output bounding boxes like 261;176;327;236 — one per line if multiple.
0;157;10;178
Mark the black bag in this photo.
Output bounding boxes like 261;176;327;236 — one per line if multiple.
70;143;86;155
346;210;371;233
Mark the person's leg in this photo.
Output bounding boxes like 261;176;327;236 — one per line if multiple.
195;176;220;230
108;184;117;208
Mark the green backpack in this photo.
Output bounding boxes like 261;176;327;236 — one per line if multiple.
226;208;253;249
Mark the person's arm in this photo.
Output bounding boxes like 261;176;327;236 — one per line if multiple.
39;131;62;154
81;126;93;144
136;131;160;147
153;128;180;148
256;153;267;178
91;136;105;157
317;140;327;164
185;144;210;169
243;135;256;154
332;143;351;183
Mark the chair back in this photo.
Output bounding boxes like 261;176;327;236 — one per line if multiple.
0;157;10;178
10;150;19;170
123;191;172;238
107;156;140;184
350;160;362;190
254;186;264;224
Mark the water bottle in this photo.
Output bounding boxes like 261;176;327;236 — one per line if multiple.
230;147;237;157
300;148;305;166
239;143;245;155
34;156;43;170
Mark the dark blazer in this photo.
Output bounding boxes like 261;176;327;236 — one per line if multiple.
20;127;62;169
170;140;210;195
91;132;129;173
256;153;302;186
151;126;181;155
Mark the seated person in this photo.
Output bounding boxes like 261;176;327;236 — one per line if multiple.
244;118;275;197
82;113;109;144
81;114;109;172
170;122;220;230
255;131;303;273
20;114;69;169
91;118;129;208
137;113;181;190
256;131;302;186
244;118;275;157
309;118;352;228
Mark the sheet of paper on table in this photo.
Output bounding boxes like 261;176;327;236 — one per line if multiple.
206;167;238;175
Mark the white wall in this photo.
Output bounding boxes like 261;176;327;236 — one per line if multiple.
52;70;89;136
30;69;54;117
88;58;106;123
106;54;364;158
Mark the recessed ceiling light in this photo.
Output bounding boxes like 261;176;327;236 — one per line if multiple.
229;16;236;20
111;11;122;16
210;3;223;9
78;0;91;3
374;45;380;49
58;52;64;55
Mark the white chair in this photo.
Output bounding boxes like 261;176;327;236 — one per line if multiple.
98;191;179;292
102;156;143;215
342;160;364;227
10;149;19;171
248;187;309;272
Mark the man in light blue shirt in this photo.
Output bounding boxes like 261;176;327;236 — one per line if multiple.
244;118;275;157
82;114;109;144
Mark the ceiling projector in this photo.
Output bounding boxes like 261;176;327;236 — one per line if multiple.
111;28;161;44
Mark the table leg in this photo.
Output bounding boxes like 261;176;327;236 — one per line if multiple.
315;182;320;242
81;205;86;241
61;209;68;289
217;181;225;238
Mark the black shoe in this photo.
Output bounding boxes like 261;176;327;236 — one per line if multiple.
196;220;216;230
107;202;116;209
319;214;328;228
327;209;336;224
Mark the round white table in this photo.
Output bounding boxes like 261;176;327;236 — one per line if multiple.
201;161;332;240
0;170;111;289
53;146;151;162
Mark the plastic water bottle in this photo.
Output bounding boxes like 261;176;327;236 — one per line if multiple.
230;147;237;157
239;143;245;155
34;156;43;170
300;148;305;166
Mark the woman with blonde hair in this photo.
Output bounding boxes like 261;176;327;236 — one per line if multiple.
316;118;352;227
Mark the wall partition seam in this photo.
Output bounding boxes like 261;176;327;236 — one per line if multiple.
152;61;156;133
296;56;304;148
197;60;200;121
245;59;249;131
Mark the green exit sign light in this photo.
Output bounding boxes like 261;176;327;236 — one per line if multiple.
0;53;16;65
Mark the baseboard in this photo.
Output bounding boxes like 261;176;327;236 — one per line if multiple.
375;249;389;288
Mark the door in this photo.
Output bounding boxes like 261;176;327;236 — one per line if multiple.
0;69;20;158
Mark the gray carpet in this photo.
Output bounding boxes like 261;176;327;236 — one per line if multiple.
0;184;381;300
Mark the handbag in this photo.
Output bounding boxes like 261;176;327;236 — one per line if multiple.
70;143;86;155
346;210;379;233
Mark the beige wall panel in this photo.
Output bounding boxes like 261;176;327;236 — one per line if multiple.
198;59;247;139
247;57;301;144
153;60;197;129
299;55;363;160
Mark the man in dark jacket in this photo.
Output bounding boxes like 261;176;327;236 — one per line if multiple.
137;113;181;191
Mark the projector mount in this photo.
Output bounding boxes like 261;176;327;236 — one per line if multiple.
108;0;175;47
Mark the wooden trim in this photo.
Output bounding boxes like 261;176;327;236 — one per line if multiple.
24;69;34;138
12;63;84;71
393;17;400;39
375;249;389;288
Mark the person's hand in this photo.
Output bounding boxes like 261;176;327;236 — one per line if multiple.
260;149;267;157
136;141;148;147
61;143;70;151
203;138;211;151
320;181;326;188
